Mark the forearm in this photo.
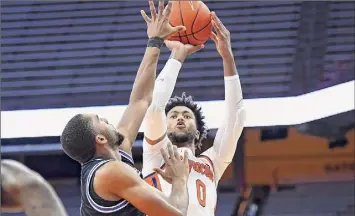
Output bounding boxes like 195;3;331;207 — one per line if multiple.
130;47;161;103
211;66;246;178
222;52;237;77
145;58;182;141
215;75;245;159
168;180;189;215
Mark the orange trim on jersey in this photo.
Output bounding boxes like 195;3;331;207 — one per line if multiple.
143;171;156;179
144;132;167;145
144;172;162;191
197;155;215;174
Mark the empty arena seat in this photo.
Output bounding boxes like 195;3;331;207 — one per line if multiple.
1;1;302;110
320;2;355;87
263;182;355;216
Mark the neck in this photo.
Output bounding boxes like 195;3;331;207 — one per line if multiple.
172;141;195;155
94;150;120;161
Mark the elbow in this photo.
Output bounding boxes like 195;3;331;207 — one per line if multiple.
130;92;153;107
236;107;247;128
145;93;153;105
142;94;153;107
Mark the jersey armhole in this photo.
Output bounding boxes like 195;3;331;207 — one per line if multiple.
119;150;135;166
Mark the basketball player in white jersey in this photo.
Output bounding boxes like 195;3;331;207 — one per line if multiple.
142;12;246;216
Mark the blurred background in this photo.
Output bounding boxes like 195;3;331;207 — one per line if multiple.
1;1;354;216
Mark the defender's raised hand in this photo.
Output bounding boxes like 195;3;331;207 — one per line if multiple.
210;12;233;59
154;143;189;184
141;0;186;39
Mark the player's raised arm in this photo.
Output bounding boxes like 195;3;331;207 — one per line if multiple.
116;0;185;154
142;40;203;176
144;41;204;145
94;143;190;216
205;12;246;180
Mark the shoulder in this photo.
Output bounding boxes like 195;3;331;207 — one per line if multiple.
198;149;215;165
197;152;215;174
143;136;170;153
94;161;139;189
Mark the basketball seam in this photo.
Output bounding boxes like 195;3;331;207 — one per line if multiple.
170;20;212;38
170;21;183;42
178;31;183;42
179;1;190;44
191;1;202;41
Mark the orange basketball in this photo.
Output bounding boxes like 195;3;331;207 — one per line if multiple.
168;1;212;45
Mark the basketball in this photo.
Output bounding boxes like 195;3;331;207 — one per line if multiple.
168;1;212;45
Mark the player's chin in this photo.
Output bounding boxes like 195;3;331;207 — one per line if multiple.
174;129;188;135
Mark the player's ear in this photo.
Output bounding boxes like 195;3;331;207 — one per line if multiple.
95;135;107;145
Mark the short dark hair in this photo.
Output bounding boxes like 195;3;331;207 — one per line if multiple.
60;114;96;164
165;92;208;149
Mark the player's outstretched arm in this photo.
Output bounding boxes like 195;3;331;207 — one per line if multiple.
142;41;203;175
205;12;246;180
95;143;190;216
116;0;185;154
1;160;67;216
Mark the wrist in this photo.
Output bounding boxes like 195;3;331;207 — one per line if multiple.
147;37;164;49
221;49;234;59
172;177;187;186
222;51;234;61
170;48;187;63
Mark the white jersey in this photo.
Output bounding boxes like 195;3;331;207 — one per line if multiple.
142;138;217;216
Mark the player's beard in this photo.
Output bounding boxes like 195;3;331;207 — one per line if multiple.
167;131;195;148
105;130;124;149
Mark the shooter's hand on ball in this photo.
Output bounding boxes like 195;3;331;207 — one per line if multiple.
210;12;233;59
141;0;186;39
165;40;204;63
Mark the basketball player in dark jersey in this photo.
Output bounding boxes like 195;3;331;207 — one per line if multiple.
1;159;67;216
60;1;203;216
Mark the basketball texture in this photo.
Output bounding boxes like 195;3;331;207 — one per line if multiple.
168;1;212;45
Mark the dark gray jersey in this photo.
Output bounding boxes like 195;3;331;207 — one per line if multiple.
80;150;145;216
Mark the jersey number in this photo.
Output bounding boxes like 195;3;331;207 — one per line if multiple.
146;174;207;207
196;179;206;207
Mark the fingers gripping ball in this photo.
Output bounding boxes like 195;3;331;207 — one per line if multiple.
168;1;212;45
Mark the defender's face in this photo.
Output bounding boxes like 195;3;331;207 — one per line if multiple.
85;114;124;149
167;106;198;137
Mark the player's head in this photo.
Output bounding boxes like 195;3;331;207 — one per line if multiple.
61;114;124;164
165;92;208;151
